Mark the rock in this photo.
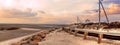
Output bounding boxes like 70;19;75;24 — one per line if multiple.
11;42;21;45
32;35;42;41
29;39;39;45
37;32;46;38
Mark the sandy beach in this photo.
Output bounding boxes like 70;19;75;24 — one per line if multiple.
0;28;40;42
1;27;120;45
39;30;119;45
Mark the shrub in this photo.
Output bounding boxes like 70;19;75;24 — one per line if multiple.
7;27;20;30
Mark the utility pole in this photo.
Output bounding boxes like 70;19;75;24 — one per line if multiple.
98;0;101;29
76;16;81;24
98;0;109;30
100;0;109;23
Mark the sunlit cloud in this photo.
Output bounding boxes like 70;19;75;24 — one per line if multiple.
0;0;119;24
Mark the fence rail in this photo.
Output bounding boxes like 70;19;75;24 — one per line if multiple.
62;27;120;44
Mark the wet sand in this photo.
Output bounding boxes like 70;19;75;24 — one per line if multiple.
0;28;40;42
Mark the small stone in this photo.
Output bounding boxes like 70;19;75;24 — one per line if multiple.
29;39;39;45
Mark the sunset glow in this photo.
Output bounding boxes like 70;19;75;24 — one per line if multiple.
0;0;119;24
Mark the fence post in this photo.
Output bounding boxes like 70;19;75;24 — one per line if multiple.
84;32;88;40
98;33;103;44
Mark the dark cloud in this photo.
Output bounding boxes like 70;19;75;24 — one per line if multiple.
82;1;120;22
13;10;37;17
85;4;120;15
103;0;120;4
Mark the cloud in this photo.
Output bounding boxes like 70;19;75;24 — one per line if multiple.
36;13;76;24
0;8;77;24
0;8;40;24
85;2;120;15
100;0;120;15
0;8;37;18
104;0;120;4
0;0;119;24
105;3;120;15
83;2;120;22
99;3;120;15
41;0;97;14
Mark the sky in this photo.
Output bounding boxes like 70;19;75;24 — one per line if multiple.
0;0;119;24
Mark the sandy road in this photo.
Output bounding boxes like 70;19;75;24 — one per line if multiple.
39;30;117;45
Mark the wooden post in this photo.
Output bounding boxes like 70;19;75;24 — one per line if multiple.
74;30;78;36
68;29;71;33
69;29;73;34
98;34;103;44
84;32;88;40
